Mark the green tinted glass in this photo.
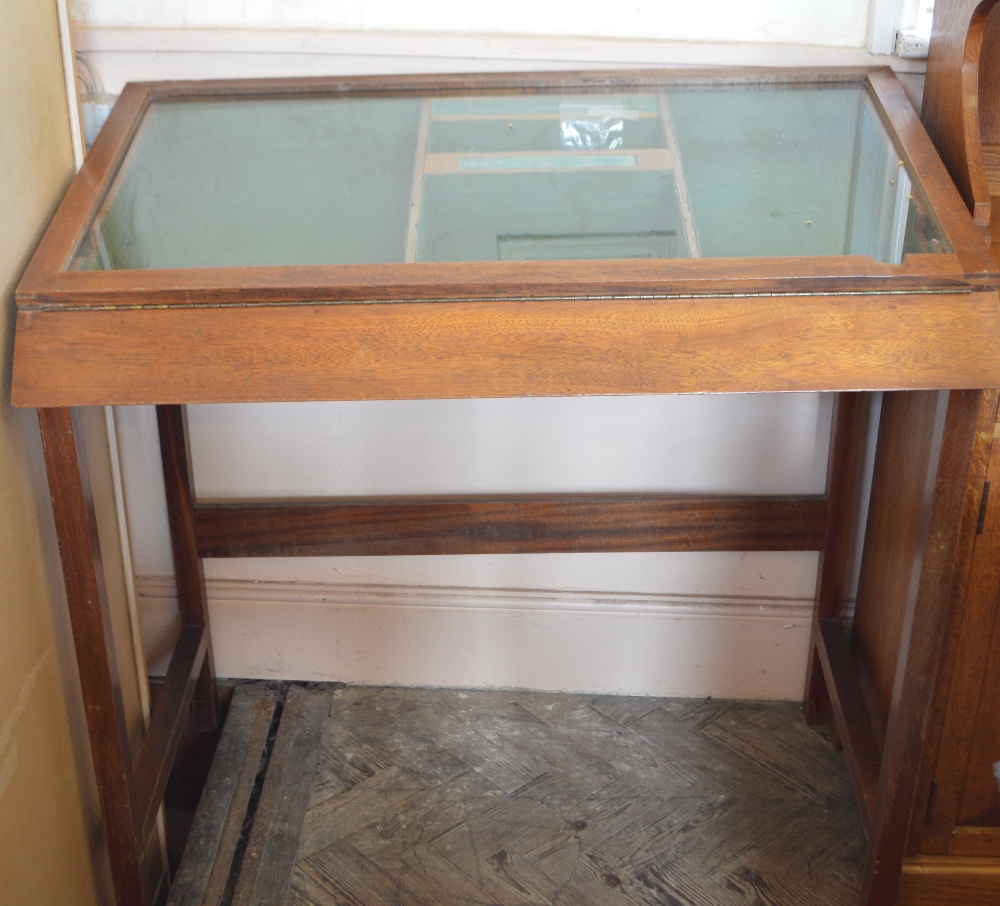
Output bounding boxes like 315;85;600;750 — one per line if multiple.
72;85;947;270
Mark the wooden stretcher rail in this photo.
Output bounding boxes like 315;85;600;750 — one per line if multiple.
816;618;882;838
134;624;209;844
158;405;219;732
192;493;830;558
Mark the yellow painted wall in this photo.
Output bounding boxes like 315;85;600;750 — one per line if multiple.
0;2;114;903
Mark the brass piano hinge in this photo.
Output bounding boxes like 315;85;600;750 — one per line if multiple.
977;481;991;535
30;284;975;313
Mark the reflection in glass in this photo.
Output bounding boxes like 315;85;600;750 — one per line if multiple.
71;85;948;271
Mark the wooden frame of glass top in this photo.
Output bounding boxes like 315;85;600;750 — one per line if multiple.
11;68;1000;905
13;67;1000;405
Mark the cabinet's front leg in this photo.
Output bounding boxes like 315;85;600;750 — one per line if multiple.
38;407;153;906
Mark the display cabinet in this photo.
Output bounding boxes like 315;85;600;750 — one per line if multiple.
12;67;1000;905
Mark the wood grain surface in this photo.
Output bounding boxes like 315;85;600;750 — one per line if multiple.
14;290;1000;407
21;63;1000;906
852;391;946;733
13;67;995;309
193;494;829;558
898;855;1000;904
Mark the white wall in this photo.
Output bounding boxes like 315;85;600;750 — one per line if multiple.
72;0;871;48
124;396;832;699
71;0;924;100
122;396;830;592
73;1;894;699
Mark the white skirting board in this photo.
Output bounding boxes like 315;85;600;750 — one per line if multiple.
138;577;815;700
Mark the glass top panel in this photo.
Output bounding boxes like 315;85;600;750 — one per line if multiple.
71;84;948;271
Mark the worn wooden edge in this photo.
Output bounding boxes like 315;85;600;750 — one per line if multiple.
134;624;208;844
167;683;281;906
193;494;829;558
898;855;1000;905
815;618;880;837
13;290;1000;408
231;687;330;906
866;69;999;277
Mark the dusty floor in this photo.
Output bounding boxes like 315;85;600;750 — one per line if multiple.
173;684;865;905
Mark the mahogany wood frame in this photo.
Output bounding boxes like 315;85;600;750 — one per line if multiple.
15;68;1000;905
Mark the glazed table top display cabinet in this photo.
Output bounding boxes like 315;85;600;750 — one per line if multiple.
12;68;1000;905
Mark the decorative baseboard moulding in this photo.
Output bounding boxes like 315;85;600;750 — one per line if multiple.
137;576;816;700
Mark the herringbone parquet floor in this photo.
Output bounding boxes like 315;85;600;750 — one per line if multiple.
282;686;865;905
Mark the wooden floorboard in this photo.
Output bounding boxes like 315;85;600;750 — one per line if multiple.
231;686;329;906
167;683;281;906
173;685;865;905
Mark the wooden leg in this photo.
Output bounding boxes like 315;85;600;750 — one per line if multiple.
804;391;870;725
861;390;994;905
38;407;153;906
157;404;219;731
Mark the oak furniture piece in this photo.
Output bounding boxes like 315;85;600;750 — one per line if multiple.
12;68;1000;905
